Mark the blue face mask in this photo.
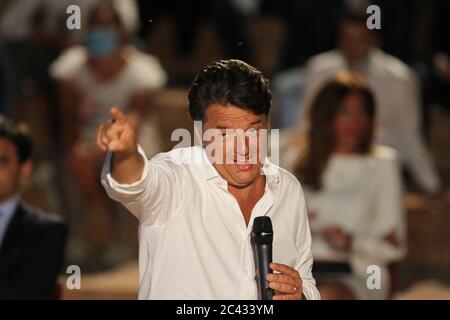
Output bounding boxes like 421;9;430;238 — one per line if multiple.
84;27;119;57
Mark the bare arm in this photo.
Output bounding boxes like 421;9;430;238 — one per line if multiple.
96;107;144;184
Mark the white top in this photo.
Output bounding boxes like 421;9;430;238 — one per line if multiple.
298;49;440;193
300;146;407;281
101;145;320;300
50;45;167;128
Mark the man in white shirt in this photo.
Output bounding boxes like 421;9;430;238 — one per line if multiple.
98;59;320;300
297;12;440;194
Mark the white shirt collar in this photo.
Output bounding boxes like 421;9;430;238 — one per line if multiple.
0;195;20;217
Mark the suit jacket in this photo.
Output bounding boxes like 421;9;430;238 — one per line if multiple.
0;201;68;299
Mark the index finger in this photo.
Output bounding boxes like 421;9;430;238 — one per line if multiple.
270;263;299;277
110;107;127;124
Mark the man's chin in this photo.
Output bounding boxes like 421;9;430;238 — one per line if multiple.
230;170;262;186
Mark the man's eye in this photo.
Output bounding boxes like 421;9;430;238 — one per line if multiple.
221;131;234;137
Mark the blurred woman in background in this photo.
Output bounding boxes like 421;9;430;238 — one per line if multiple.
290;72;407;299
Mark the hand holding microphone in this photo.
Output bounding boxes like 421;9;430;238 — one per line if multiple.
251;216;275;300
251;216;304;300
267;263;304;300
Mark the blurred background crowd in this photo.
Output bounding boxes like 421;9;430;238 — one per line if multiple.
0;0;449;299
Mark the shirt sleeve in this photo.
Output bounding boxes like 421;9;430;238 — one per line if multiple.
49;46;87;81
131;51;168;91
390;74;440;193
295;184;321;300
101;145;185;226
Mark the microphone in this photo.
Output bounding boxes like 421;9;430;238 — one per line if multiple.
251;216;274;300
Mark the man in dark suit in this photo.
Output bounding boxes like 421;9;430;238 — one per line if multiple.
0;116;68;299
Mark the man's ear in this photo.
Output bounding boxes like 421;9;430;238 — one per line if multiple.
19;160;33;183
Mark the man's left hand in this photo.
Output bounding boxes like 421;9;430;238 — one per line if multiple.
266;263;304;300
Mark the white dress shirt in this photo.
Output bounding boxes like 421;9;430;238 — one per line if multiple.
298;48;440;193
101;145;320;300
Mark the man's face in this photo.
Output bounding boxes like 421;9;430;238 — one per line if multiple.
202;104;268;189
339;22;373;64
0;138;23;202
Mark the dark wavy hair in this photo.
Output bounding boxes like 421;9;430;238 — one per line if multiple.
294;72;376;190
188;59;272;121
0;116;33;163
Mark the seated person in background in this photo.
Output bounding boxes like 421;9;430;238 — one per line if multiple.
290;72;407;299
49;1;166;252
50;0;167;157
0;116;67;299
297;12;440;194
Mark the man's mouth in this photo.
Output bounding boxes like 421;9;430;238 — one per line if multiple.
233;158;253;171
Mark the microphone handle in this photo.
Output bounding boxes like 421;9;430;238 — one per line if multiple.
254;243;274;300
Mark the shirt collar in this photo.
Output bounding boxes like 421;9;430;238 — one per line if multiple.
197;146;220;181
262;159;281;192
0;195;20;217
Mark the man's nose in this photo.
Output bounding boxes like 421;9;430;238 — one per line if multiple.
234;133;250;156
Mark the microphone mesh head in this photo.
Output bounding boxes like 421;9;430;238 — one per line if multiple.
252;216;273;233
251;216;273;245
